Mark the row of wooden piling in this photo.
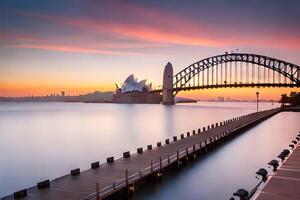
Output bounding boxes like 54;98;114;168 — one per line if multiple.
10;110;280;200
10;114;252;199
92;114;272;200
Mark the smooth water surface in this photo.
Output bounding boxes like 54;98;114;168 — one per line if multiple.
131;112;300;200
0;101;286;198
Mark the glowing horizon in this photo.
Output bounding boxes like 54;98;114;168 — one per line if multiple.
1;0;300;99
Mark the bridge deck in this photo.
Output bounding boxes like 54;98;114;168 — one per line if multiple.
4;109;280;200
255;144;300;200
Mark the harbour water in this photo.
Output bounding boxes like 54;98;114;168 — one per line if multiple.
0;101;298;199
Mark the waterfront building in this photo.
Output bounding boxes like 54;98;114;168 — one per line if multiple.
112;74;162;104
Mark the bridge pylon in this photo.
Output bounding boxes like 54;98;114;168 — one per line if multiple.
162;62;174;105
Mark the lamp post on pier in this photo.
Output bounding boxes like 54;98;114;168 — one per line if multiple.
256;92;259;112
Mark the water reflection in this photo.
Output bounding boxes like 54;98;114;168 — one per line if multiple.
131;112;300;200
0;101;279;197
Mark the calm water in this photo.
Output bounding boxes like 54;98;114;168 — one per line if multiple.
131;111;300;200
0;101;297;199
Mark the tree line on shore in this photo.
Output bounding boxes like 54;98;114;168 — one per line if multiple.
280;92;300;106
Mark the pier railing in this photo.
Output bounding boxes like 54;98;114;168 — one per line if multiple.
85;109;281;200
84;141;209;199
7;108;281;200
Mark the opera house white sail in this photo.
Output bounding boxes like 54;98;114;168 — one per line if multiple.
120;74;149;93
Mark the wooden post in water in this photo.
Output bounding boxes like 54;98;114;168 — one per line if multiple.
159;157;163;174
151;160;153;173
125;169;128;186
96;182;100;200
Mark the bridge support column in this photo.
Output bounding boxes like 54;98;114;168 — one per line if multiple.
162;62;174;105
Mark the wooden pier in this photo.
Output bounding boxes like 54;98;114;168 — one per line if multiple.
5;108;280;200
255;140;300;200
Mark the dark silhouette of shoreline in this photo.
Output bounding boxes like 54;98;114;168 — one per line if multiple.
0;91;113;103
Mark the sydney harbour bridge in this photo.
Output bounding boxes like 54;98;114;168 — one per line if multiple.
150;53;300;104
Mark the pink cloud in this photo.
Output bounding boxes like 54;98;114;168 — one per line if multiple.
4;1;300;53
1;44;151;56
33;5;300;51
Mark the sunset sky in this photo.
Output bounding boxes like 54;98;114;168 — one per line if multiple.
0;0;300;100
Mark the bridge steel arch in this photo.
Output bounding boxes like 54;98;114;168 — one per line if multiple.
173;53;300;94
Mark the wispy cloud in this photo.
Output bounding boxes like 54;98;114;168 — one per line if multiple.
1;44;151;56
30;3;300;51
35;14;232;48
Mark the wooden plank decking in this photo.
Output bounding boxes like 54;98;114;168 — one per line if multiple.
255;142;300;200
3;108;280;200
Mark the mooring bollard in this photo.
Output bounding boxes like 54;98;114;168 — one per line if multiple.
187;132;190;137
203;127;206;132
107;157;114;164
147;145;152;150
165;139;170;144
14;189;27;199
157;142;162;147
91;161;100;169
268;160;279;171
37;180;50;189
123;151;130;158
198;128;201;133
71;168;80;176
207;125;210;130
173;136;177;141
181;134;184;139
193;130;195;135
216;122;218;127
212;124;214;129
137;147;143;154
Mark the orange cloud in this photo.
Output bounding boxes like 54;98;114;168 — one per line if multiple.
1;44;151;56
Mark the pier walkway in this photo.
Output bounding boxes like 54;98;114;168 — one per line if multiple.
255;143;300;200
5;108;280;200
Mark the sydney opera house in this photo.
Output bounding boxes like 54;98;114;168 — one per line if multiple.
112;74;162;103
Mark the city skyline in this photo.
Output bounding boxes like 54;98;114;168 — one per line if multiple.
1;0;300;99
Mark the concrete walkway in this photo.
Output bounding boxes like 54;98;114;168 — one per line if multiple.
255;144;300;200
